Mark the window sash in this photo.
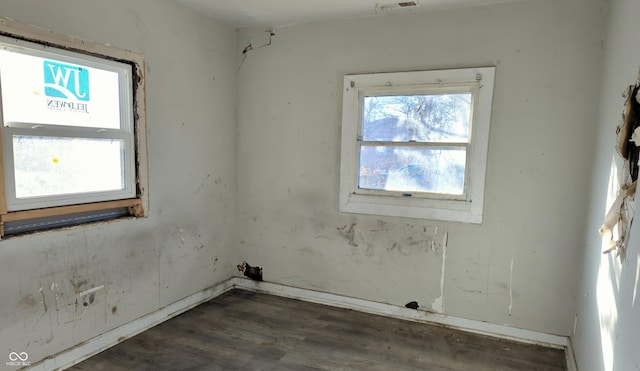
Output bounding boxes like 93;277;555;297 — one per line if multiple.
2;129;136;211
0;36;136;212
359;90;474;144
354;88;476;200
0;35;132;131
354;141;470;200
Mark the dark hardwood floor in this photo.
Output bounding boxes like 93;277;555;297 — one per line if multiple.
69;289;566;370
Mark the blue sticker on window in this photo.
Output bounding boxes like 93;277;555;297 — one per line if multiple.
44;61;90;101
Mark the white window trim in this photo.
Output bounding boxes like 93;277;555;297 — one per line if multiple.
339;67;495;224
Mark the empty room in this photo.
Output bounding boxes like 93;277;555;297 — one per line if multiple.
0;0;638;370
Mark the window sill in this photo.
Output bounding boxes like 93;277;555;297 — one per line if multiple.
0;198;144;237
340;193;483;224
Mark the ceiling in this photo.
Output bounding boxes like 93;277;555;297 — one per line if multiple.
176;0;522;29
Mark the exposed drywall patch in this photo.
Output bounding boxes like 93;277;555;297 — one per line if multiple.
51;282;62;325
431;297;444;314
39;287;48;313
431;233;448;314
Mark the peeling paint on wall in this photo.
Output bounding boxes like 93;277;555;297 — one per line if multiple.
338;219;447;259
599;78;640;256
39;287;47;313
336;223;358;247
431;232;448;313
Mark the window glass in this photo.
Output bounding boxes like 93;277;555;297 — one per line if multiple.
358;146;466;194
0;48;122;129
13;136;125;198
362;94;471;143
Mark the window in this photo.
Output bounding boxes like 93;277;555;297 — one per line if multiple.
339;67;495;223
0;19;148;237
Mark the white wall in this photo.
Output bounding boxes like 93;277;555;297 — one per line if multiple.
0;0;237;367
573;0;640;369
236;0;603;336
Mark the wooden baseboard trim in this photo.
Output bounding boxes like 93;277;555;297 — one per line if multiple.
230;277;569;349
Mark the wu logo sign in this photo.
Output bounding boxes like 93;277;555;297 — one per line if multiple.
44;60;90;101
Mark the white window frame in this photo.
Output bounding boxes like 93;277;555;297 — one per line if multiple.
0;17;148;237
0;36;136;211
339;67;495;224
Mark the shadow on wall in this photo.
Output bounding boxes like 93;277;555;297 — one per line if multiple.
595;238;640;371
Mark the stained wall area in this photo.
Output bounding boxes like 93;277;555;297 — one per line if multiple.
235;0;603;336
573;0;640;369
0;0;237;366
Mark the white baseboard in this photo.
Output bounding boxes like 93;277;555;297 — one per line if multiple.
29;277;572;371
230;277;569;349
28;278;235;371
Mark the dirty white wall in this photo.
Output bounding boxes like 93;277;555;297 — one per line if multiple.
0;0;237;366
236;0;603;336
573;0;640;369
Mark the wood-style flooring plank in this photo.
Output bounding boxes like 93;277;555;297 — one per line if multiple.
68;289;566;371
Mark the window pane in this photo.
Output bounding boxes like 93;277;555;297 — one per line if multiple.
0;48;122;129
13;136;125;198
358;146;466;195
362;94;471;142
